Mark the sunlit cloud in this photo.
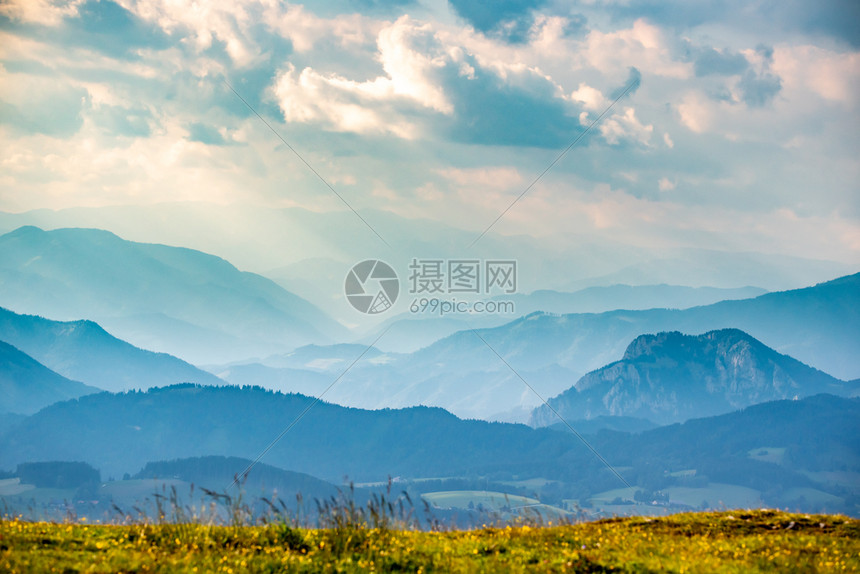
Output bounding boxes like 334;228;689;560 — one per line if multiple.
0;0;857;272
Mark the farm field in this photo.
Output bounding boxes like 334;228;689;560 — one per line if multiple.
588;483;764;511
421;490;570;523
1;510;857;573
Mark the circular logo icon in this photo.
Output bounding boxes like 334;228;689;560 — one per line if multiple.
345;260;399;314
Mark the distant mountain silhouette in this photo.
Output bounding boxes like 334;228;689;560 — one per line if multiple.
213;274;860;422
0;340;99;415
0;384;856;514
0;307;224;392
530;329;858;427
211;342;580;423
495;284;768;316
0;226;346;364
2;203;851;324
406;273;860;396
359;284;768;355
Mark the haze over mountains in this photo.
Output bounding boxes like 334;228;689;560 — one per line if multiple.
358;284;768;354
0;205;853;328
0;221;858;518
1;224;858;424
495;285;768;317
0;226;344;364
0;307;223;393
394;272;860;398
230;273;858;422
0;340;98;415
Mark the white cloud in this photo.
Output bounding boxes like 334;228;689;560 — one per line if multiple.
0;0;83;25
599;107;653;145
261;3;379;53
584;19;692;80
375;17;453;113
0;0;858;273
274;63;420;138
772;44;860;106
272;16;454;138
115;0;263;66
570;83;608;111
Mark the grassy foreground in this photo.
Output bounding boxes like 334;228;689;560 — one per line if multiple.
1;510;858;573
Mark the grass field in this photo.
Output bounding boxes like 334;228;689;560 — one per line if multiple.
1;510;857;572
748;447;788;465
421;490;571;523
422;490;540;511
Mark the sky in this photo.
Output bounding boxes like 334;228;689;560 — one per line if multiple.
0;0;859;284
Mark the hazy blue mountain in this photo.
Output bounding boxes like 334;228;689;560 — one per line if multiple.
208;342;580;423
0;226;346;364
0;340;100;415
560;249;854;294
356;314;516;354
496;284;768;316
409;273;860;388
362;283;767;356
0;307;224;392
1;203;852;297
0;384;856;514
205;273;859;422
530;329;857;427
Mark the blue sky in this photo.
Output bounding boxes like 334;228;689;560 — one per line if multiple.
0;0;858;280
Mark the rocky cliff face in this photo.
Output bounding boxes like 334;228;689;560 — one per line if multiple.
530;329;853;427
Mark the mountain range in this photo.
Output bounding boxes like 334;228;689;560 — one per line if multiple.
0;383;578;482
494;284;769;316
2;259;857;424
397;272;860;392
1;384;856;515
0;306;223;392
216;273;860;422
1;223;857;430
0;340;99;415
0;204;853;328
0;226;345;364
352;284;768;354
530;329;858;427
0;215;856;522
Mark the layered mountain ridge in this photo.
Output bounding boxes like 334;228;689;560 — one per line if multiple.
0;340;100;415
0;226;345;364
531;329;857;427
